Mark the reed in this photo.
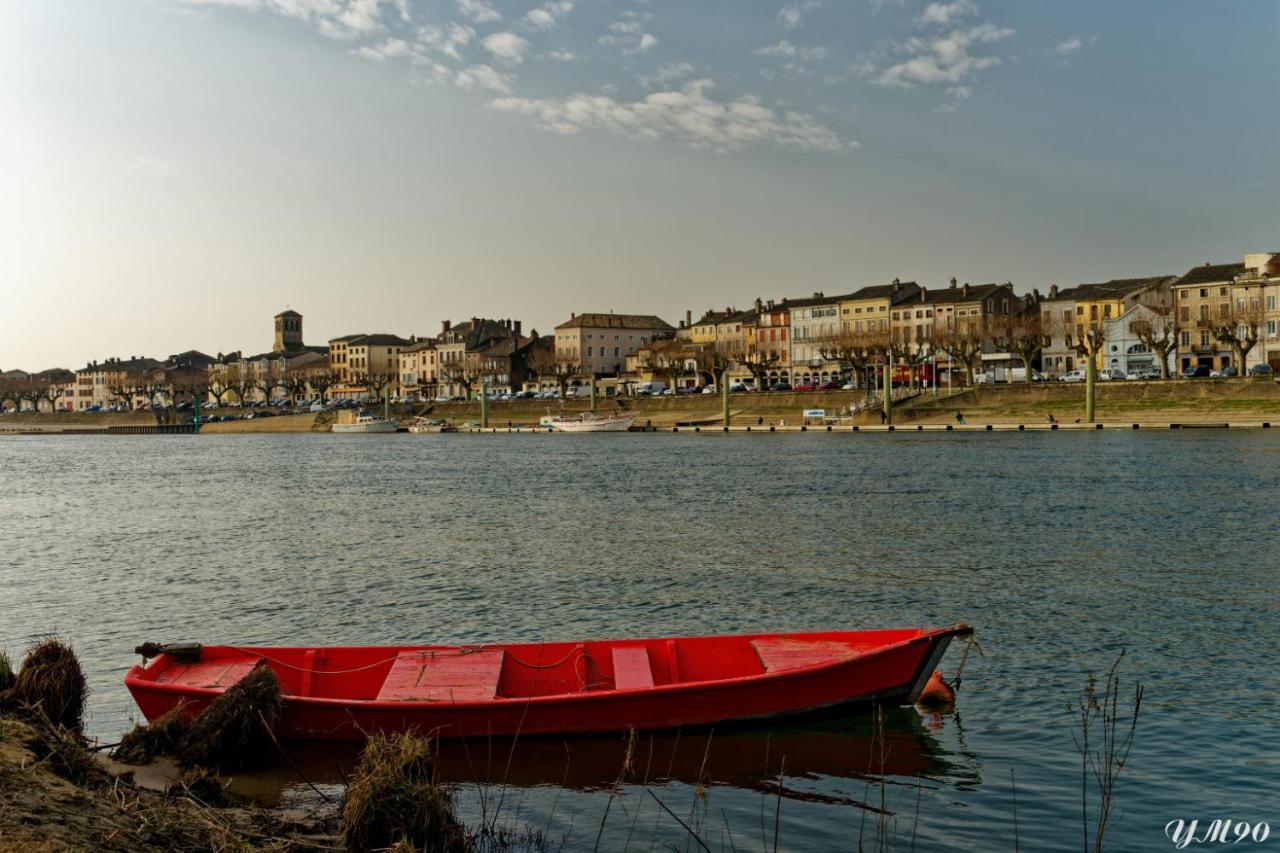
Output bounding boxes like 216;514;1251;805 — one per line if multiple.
1070;651;1143;853
114;701;192;765
341;731;471;853
178;664;282;772
13;638;87;732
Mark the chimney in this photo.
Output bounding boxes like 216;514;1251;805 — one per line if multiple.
813;291;823;299
514;320;522;336
919;286;927;303
754;298;763;312
442;319;451;333
962;283;971;298
686;309;693;327
950;277;957;288
1049;284;1059;299
571;312;576;320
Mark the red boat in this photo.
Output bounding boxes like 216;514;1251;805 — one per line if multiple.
124;625;971;740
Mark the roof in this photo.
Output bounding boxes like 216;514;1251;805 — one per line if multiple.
30;368;75;383
556;313;675;331
1178;262;1246;286
77;357;162;374
775;292;855;310
921;283;1009;305
844;281;922;304
338;333;413;347
692;309;733;327
274;309;302;318
720;308;758;324
1044;276;1173;304
401;340;437;353
328;333;367;344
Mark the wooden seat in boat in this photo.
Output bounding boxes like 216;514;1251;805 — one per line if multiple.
611;646;655;690
751;638;863;673
377;649;505;702
153;658;262;689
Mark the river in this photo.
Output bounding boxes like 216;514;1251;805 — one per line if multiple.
1;431;1277;851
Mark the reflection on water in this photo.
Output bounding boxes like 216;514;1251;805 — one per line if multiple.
2;431;1278;851
230;707;981;811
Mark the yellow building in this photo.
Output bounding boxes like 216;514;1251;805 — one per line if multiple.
838;280;921;336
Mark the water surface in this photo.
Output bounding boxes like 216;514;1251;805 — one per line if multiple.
1;432;1277;851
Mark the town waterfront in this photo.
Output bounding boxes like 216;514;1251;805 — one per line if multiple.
2;432;1277;851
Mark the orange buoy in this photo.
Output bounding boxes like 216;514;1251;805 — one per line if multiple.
916;670;956;710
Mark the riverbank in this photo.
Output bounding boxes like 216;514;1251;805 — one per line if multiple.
4;379;1278;433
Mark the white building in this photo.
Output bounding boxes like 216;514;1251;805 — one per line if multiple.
1102;303;1176;376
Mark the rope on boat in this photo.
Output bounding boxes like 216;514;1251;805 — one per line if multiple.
949;632;983;693
222;644;595;678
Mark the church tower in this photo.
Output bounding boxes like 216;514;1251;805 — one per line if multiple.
274;310;303;352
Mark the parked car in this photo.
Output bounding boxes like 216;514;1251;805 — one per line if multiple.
1126;367;1161;380
1060;370;1086;383
729;382;750;393
1183;365;1212;378
1098;368;1126;381
841;383;856;390
820;381;842;390
1220;366;1238;378
702;385;717;394
770;381;792;392
792;383;818;392
1248;364;1273;376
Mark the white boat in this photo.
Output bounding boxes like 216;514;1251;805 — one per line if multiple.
542;412;636;433
331;413;398;434
408;417;457;434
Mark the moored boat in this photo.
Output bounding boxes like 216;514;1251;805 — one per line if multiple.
124;625;971;740
541;412;636;432
408;417;457;433
331;412;398;433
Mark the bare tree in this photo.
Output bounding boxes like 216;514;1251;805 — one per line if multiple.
693;343;733;387
818;329;880;389
206;380;231;408
356;372;394;402
644;343;695;391
936;322;988;386
736;348;781;391
308;370;334;402
1210;300;1264;375
36;383;65;413
1070;317;1107;423
993;312;1050;384
1129;302;1178;379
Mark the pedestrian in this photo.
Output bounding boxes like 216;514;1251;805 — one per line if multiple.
879;409;887;425
956;411;966;425
757;416;764;426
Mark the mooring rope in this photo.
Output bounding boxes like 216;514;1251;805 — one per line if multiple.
949;632;983;692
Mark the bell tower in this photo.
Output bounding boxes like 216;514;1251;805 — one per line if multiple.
274;309;303;352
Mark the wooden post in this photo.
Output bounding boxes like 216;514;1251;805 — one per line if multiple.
480;379;489;428
721;368;730;427
883;362;893;425
589;375;597;412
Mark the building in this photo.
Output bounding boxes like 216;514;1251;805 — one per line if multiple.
838;280;922;338
285;350;333;400
327;333;411;398
434;318;522;398
1102;303;1176;377
555;312;674;377
789;292;846;386
273;310;304;353
73;356;163;410
906;281;1017;373
1174;255;1280;372
398;340;438;399
1040;276;1174;376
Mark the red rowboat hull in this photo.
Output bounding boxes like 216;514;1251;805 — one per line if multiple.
124;626;970;740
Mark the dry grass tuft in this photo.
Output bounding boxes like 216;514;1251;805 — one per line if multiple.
114;702;193;765
0;650;14;692
14;639;87;732
341;731;471;853
178;665;283;773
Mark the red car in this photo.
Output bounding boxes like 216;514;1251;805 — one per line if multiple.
793;383;818;392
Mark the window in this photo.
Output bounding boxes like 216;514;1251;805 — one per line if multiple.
1268;296;1277;311
1219;287;1228;296
1268;321;1277;338
586;347;592;357
1200;289;1207;298
1180;306;1190;322
1200;331;1210;347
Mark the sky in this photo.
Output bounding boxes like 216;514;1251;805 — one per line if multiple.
2;0;1278;370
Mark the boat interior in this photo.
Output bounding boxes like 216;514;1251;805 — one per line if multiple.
142;630;927;703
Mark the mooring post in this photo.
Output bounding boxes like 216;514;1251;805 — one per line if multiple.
721;368;730;427
883;362;893;425
589;375;597;412
480;379;489;428
192;396;201;434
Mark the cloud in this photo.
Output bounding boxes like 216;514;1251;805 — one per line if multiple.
417;22;475;60
917;0;976;27
756;41;829;62
1054;34;1098;57
355;36;414;61
544;49;577;61
481;31;531;65
524;1;574;31
599;12;657;54
778;1;820;30
638;62;696;88
179;0;411;40
455;63;511;93
491;78;848;152
456;0;500;24
875;22;1014;89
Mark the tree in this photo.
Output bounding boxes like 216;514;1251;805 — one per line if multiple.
736;348;781;391
993;312;1050;384
440;364;477;399
357;372;394;401
1070;318;1106;423
1210;299;1264;375
307;370;334;402
936;321;988;386
36;383;64;413
207;380;232;407
0;380;21;413
1129;302;1178;379
646;343;696;391
817;329;881;389
693;344;733;387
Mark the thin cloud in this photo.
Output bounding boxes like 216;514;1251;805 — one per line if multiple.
455;63;511;94
778;1;821;30
917;0;976;27
524;1;574;31
179;0;411;40
481;31;531;65
756;41;829;61
491;78;849;152
457;0;500;24
875;22;1014;90
1055;34;1098;56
